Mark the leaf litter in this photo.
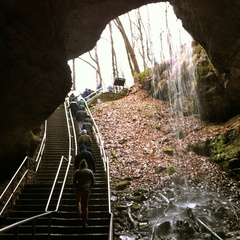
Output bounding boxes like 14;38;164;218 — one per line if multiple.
91;88;240;239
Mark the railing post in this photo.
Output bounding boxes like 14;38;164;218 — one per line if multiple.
26;157;29;184
15;225;19;240
48;213;52;240
11;182;14;211
32;218;36;240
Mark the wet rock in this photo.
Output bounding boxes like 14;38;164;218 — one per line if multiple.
116;205;128;211
156;221;171;236
155;166;167;173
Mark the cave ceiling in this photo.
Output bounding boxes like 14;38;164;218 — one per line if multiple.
0;0;240;169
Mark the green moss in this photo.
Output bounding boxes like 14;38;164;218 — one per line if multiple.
191;129;240;177
167;165;176;175
111;150;118;159
163;148;174;156
139;68;151;82
176;129;185;139
193;175;202;184
116;180;131;190
131;205;141;212
119;139;127;144
20;130;41;157
209;133;233;163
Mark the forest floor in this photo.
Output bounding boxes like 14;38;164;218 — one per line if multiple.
91;85;240;240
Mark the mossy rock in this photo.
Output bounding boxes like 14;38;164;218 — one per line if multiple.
155;166;167;173
127;195;143;203
176;129;185;139
88;92;126;108
116;180;131;190
165;189;174;199
172;175;185;185
119;139;127;144
190;128;240;179
167;165;176;175
163;148;174;156
131;205;141;212
124;176;132;181
189;139;211;156
111;150;118;159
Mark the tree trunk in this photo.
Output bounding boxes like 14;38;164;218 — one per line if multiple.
114;17;140;80
109;22;118;79
72;59;76;90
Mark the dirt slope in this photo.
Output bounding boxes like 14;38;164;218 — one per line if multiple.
91;88;240;238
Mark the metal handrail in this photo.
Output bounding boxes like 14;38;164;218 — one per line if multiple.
0;99;73;238
0;211;53;234
0;121;47;216
45;99;73;212
0;97;114;240
83;97;113;240
65;97;78;156
84;87;103;102
45;156;72;212
0;169;29;215
83;99;108;171
0;156;28;202
64;100;72;160
55;156;72;211
45;155;64;212
35;120;47;172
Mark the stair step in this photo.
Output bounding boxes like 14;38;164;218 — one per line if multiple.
0;108;110;239
0;232;109;240
6;217;110;226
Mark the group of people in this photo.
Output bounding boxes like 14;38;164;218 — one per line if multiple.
69;96;96;228
69;97;93;136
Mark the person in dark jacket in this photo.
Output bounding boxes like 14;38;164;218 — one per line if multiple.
75;144;95;172
78;129;92;147
82;118;93;138
75;107;87;133
69;100;78;120
73;159;94;227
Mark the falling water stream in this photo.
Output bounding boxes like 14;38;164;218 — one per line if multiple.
120;3;239;240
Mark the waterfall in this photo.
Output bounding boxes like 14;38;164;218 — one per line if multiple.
148;4;201;239
152;2;196;118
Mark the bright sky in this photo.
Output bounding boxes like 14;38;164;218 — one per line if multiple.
67;2;192;94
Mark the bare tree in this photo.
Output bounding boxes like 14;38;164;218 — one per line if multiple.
78;46;103;88
114;17;140;79
136;9;147;69
109;22;118;79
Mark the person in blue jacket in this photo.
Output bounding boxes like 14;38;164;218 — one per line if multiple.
75;144;95;172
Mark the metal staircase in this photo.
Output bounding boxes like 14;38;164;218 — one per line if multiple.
0;107;111;240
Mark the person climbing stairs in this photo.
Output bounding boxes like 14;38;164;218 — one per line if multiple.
0;107;111;240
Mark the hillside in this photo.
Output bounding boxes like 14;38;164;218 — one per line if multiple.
91;87;240;239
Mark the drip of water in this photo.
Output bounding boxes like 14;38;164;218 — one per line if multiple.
159;2;196;117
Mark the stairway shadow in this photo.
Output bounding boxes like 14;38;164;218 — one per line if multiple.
0;108;110;240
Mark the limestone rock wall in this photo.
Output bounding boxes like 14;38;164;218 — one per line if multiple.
171;0;240;115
